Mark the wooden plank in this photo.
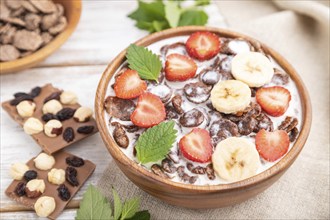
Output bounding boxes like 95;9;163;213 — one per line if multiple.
0;209;79;219
0;65;112;211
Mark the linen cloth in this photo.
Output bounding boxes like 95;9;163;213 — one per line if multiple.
98;1;330;219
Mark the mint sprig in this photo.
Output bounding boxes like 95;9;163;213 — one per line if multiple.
136;121;177;164
126;44;162;82
128;0;210;33
75;185;150;220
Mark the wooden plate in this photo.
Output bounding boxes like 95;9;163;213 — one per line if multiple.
0;0;82;75
95;26;312;208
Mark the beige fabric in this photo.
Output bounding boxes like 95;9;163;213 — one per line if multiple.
98;1;330;219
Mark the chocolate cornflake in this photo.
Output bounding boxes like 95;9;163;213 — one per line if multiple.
179;108;204;127
111;122;129;148
151;164;169;178
289;127;299;142
104;96;135;121
191;166;206;175
272;68;289;85
278;116;298;133
161;158;176;173
160;42;186;57
184;82;212;104
206;164;216;180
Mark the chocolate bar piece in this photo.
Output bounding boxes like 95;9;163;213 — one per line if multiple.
5;151;96;219
1;84;98;154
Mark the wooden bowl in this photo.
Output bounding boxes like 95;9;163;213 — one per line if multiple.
95;26;312;208
0;0;82;74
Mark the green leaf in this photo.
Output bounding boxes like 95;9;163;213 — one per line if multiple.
194;0;211;6
112;188;123;220
178;9;208;26
165;1;181;28
152;20;169;32
128;0;166;22
75;185;113;220
120;198;140;220
126;210;151;220
126;44;162;81
136;121;177;164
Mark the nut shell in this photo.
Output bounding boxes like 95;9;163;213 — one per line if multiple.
26;179;45;198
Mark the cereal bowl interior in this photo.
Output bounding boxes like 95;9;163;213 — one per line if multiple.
95;26;311;208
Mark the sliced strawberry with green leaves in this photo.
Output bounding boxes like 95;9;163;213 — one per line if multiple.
256;86;291;117
186;31;220;61
114;69;147;99
165;53;197;81
255;129;290;162
130;92;166;128
179;128;213;163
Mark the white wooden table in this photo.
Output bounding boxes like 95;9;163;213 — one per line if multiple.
0;2;225;219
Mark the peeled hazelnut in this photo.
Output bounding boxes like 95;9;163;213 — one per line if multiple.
26;179;45;198
16;101;36;117
34;196;56;217
23;117;43;135
73;106;93;122
48;168;65;185
44;119;63;137
10;163;29;180
34;153;55;170
42;99;63;114
60;91;78;105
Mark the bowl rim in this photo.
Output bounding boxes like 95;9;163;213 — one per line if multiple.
95;26;312;192
0;0;82;74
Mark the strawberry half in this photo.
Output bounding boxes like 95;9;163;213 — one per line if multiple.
130;92;166;128
256;86;291;117
186;31;220;61
179;128;213;163
255;129;290;162
114;69;147;99
165;53;197;81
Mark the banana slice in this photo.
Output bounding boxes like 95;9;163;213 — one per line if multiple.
231;52;274;87
210;80;251;114
212;137;261;182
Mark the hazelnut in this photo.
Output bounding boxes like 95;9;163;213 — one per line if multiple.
34;196;56;217
44;120;63;137
23;117;43;135
73;106;93;122
26;179;45;198
60;91;78;105
34;153;55;171
10;163;29;180
16;101;36;117
48;168;65;185
42;100;63;114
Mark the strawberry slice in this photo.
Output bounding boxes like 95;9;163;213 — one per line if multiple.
179;128;213;163
165;54;197;81
186;31;220;61
114;69;147;99
256;86;291;117
255;129;290;162
130;92;166;128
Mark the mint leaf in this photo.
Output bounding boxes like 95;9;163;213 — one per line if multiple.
126;44;162;81
128;0;166;22
165;1;181;28
179;10;208;26
112;188;123;220
127;210;151;220
76;185;113;220
194;0;211;6
136;121;177;164
120;198;140;220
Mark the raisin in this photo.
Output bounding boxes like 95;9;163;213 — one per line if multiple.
66;166;79;186
42;113;58;122
57;184;71;201
56;108;76;121
66;156;84;167
44;91;61;103
30;86;41;98
14;92;29;98
77;126;94;134
63;127;75;142
10;94;33;106
15;182;26;196
24;170;37;182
